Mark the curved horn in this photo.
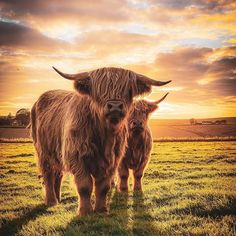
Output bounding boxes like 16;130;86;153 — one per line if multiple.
52;67;89;80
137;74;171;86
154;92;169;104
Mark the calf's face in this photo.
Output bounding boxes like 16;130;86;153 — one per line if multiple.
53;67;170;131
129;93;169;136
129;100;157;136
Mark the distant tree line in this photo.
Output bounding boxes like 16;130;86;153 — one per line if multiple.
0;108;30;127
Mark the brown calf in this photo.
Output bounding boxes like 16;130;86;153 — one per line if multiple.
118;93;169;191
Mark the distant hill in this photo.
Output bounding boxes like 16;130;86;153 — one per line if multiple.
148;117;236;138
149;117;236;126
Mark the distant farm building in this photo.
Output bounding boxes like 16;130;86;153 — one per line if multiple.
201;121;214;125
190;119;227;125
215;120;227;124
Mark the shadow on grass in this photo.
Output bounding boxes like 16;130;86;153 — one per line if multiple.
132;191;160;236
63;191;163;235
173;198;236;219
63;190;130;235
6;153;33;158
195;203;236;218
110;190;129;232
0;204;48;236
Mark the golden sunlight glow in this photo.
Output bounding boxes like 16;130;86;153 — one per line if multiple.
160;87;184;92
39;24;81;42
197;79;210;85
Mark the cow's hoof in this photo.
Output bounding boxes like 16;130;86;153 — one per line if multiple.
119;186;128;192
111;181;116;188
45;198;58;206
133;187;142;192
94;207;108;214
78;207;93;217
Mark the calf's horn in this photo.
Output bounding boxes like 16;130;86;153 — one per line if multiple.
154;92;169;104
137;74;171;86
52;67;89;80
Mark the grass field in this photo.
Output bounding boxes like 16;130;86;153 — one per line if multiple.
0;142;236;236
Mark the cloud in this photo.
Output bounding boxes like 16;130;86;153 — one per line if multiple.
0;0;131;26
206;78;236;96
154;47;212;85
205;56;236;80
0;20;67;51
0;18;167;64
142;46;236;106
1;0;235;51
147;0;236;12
73;30;166;63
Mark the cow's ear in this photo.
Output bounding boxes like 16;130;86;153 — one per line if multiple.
135;78;152;96
74;77;91;95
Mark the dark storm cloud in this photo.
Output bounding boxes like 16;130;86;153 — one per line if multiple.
207;57;236;78
147;0;236;12
204;56;236;96
155;47;236;80
154;47;212;86
0;0;130;23
155;47;212;68
0;20;65;50
154;46;236;98
207;78;236;96
0;0;43;14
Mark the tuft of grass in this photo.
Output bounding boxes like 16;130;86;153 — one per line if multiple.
0;142;236;235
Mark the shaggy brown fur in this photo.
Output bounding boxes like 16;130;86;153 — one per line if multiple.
31;67;170;216
118;98;164;191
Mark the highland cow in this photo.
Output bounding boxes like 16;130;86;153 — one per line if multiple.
118;93;169;191
30;67;170;216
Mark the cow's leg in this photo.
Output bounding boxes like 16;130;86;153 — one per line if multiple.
110;171;117;188
133;168;144;191
54;171;63;202
111;175;116;188
118;163;129;192
74;174;93;217
42;161;58;206
95;177;111;213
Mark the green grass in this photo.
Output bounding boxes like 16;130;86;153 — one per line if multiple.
0;142;236;236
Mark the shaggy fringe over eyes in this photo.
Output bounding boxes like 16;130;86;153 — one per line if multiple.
89;67;138;103
132;100;150;113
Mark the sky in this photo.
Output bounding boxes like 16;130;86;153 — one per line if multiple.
0;0;236;119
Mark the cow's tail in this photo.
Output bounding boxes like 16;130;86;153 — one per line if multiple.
30;104;37;143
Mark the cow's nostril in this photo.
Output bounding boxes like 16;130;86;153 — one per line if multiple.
118;104;123;110
107;104;113;110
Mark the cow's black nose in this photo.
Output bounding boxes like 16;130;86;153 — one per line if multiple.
106;101;124;112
